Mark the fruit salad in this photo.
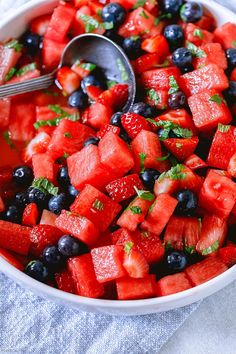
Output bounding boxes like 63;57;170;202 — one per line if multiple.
0;0;236;301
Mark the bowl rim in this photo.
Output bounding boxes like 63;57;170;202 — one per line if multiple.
0;0;236;312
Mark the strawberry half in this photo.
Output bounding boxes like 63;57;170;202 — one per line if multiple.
97;124;120;139
106;174;143;202
121;112;151;139
56;66;81;95
22;132;51;164
123;242;149;278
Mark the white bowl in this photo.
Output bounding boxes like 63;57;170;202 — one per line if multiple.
0;0;236;316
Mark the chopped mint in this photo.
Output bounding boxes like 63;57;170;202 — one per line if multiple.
134;186;155;202
147;119;193;140
5;39;23;52
116;58;128;82
34;106;80;129
129;206;142;214
44;89;59;97
2;131;15;149
158;164;186;182
140;231;150;238
165;241;173;252
176;142;183;148
156;154;170;162
63;152;69;159
4;67;17;82
140;10;149;19
193;29;203;40
16;63;37;77
97;9;102;17
64;132;73;139
154;13;172;25
107;80;118;88
32;178;59;196
185;245;195;255
92;199;104;211
139;152;147;172
201;240;219;256
209;94;224;105
168;75;179;95
124;241;134;254
218;123;230;133
78;14;113;33
130;36;140;41
147;89;159;105
80;62;97;71
155;59;170;68
186;41;206;58
102;22;114;30
132;0;146;9
232;40;236;48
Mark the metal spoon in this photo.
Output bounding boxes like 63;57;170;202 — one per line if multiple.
0;33;136;111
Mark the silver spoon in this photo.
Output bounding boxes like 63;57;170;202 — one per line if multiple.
0;33;136;111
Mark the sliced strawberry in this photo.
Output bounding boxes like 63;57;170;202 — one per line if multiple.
0;247;24;271
0;44;21;84
86;85;104;100
106;174;143;203
121;112;151;139
184;23;214;47
162;137;199;161
116;275;156;300
30;225;64;257
22;132;51;164
184;154;207;171
164;216;185;250
156;272;192;296
141;35;169;60
123;244;149;278
22;203;39;227
30;14;51;36
145;88;169;110
56;67;81;95
134;53;160;74
219;244;236;267
55;269;76;294
97;124;120;139
183;217;201;253
0;220;31;256
133;230;165;264
40;209;57;227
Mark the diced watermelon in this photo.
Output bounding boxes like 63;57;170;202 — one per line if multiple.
183;217;201;253
99;132;134;178
132;230;165;264
67;254;104;298
141;67;180;90
207;126;236;170
22;132;51;164
178;165;204;194
116;275;156;300
22;203;39;227
42;38;68;71
56;67;81;95
30;224;63;257
185;257;228;286
0;247;24;271
199;170;236;219
106;174;143;203
164;216;185;250
9;103;36;141
118;8;155;37
112;228;135;246
141;35;169;61
184;154;207;170
55;210;99;246
193;43;227;70
214;22;236;49
180;64;229;97
32;153;55;181
68;144;115;190
163;137;199;161
141;194;178;235
154;177;179;196
184;23;214;46
70;184;121;232
219;244;236;267
156;272;192;296
228;153;236;178
85;102;113;130
157;109;197;134
55;269;76;294
134;53;160;74
0;220;31;256
7;68;40;84
195;13;216;31
0;98;11;130
0;45;21;84
40;209;57;227
91;245;126;283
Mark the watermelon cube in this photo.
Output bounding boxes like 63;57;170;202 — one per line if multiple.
199;170;236;219
141;67;180;90
185;257;228;286
193;43;227;70
219;244;236;267
184;23;214;47
30;224;63;257
162;137;199;161
55;269;76;294
0;247;24;271
184;154;207;171
70;184;121;232
32;153;55;181
116;275;156;300
9;103;36;141
42;38;68;71
22;132;51;164
188;90;232;131
180;64;229;97
55;210;99;246
0;45;21;84
86;102;113;130
67;144;115;190
67;254;104;298
91;245;126;283
0;98;11;130
214;22;236;49
112;228;135;246
154;177;179;196
47;119;95;160
141;194;178;236
133;230;165;264
164;216;185;251
0;220;31;256
40;209;57;227
157;109;197;134
228;153;236;178
118;7;155;37
99;132;134;178
156;273;192;296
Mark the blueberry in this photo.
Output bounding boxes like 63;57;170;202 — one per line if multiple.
162;0;184;15
172;47;193;71
25;260;49;283
139;169;161;191
180;2;203;23
13;165;33;188
81;75;105;94
23;32;41;54
166;251;187;271
14;192;29;209
175;189;197;215
58;235;88;257
226;48;236;68
68;89;88;108
225;81;236;104
129;102;157;118
4;205;22;224
102;3;126;27
28;187;48;209
43;246;63;268
67;185;80;202
57;166;70;189
163;25;184;51
48;193;68;215
119;129;131;144
110;112;123;127
168;91;187;109
104;29;123;45
83;136;100;147
122;36;142;60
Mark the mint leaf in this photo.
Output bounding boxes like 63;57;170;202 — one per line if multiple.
129;206;142;214
124;241;134;254
44;89;59;97
168;75;179;94
78;14;113;32
134;186;155;202
158;164;186;182
32;178;59;196
185;246;195;254
116;58;128;81
172;126;193;139
63;152;69;159
147;119;193;140
165;241;173;252
5;67;17;82
92;199;104;211
132;0;146;9
5;39;23;52
218;123;230;133
156;154;170;162
154;13;172;25
147;89;159;105
155;59;170;68
201;240;219;256
140;10;149;19
193;29;203;40
209;94;224;105
80;62;96;71
139;152;147;172
64;132;72;139
16;63;37;77
186;41;206;58
107;80;117;88
232;40;236;48
2;131;15;149
34;106;80;129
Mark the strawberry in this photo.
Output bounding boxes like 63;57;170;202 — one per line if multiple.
30;14;51;36
0;220;31;256
109;84;129;110
97;124;120;139
134;53;160;74
112;228;135;246
121;112;151;139
30;225;64;257
22;203;39;227
123;243;149;278
106;174;143;202
0;247;24;271
0;44;22;84
219;244;236;267
22;132;51;164
40;209;57;227
141;35;169;60
86;85;104;100
164;216;185;251
183;217;201;253
0;166;12;187
156;273;192;296
55;270;76;294
132;230;165;264
56;67;81;95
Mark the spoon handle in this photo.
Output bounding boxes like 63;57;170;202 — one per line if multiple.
0;73;55;98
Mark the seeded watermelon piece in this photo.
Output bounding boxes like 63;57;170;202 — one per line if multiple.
55;210;99;246
106;174;143;203
0;45;21;84
207;126;236;170
214;22;236;49
99;132;134;178
70;184;121;232
193;43;227;70
67;254;104;298
131;130;162;172
0;98;11;130
47;119;95;160
32;153;55;181
55;269;76;294
42;38;68;71
180;64;229;97
9;103;36;141
188;90;232;131
156;273;192;296
117;197;152;232
132;230;165;264
0;220;31;256
0;247;24;271
116;275;156;300
163;137;199;161
141;194;178;236
219;244;236;267
86;102;113;130
91;245;126;283
141;67;180;91
68;144;115;190
164;216;185;251
185;257;228;286
199;170;236;219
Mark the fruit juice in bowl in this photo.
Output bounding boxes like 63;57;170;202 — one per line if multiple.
0;0;236;315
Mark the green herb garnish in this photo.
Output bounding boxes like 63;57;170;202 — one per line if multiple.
193;29;203;40
124;242;134;254
32;178;59;196
4;39;23;52
209;94;224;105
140;10;149;19
139;152;147;172
158;164;186;182
16;63;37;77
156;154;170;162
218;123;230;133
107;80;118;88
154;13;172;25
80;62;97;71
147;119;193;140
186;41;206;58
129;206;142;214
34;105;80;129
64;132;72;139
2;131;15;149
78;14;113;33
147;89;160;105
132;0;146;9
168;75;179;95
92;199;104;211
185;246;195;255
134;186;155;202
4;68;17;82
201;240;219;256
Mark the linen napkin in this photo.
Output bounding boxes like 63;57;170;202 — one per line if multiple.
0;1;235;354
